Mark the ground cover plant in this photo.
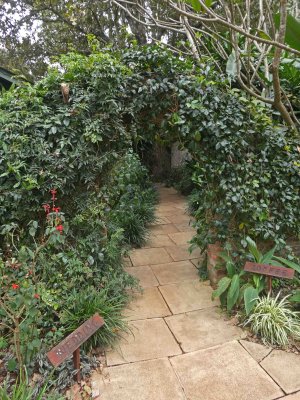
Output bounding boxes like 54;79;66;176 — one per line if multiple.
244;293;300;347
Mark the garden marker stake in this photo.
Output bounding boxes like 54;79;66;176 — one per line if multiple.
244;262;295;295
47;313;104;383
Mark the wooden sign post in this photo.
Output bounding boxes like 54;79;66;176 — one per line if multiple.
244;262;295;294
47;313;104;383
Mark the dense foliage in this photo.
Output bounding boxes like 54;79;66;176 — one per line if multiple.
0;51;157;394
0;44;299;391
119;45;300;252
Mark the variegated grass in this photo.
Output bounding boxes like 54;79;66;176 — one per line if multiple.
244;292;300;347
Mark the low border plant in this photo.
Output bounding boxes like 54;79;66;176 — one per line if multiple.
244;292;300;347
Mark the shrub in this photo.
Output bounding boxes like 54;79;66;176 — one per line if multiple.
165;162;195;195
244;293;300;346
212;237;300;314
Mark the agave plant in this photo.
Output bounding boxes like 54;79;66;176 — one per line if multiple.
244;292;300;347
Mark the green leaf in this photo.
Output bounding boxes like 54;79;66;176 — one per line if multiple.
226;50;237;80
227;274;240;311
246;236;262;262
290;290;300;303
261;245;277;264
7;358;17;372
219;251;233;263
272;256;300;273
29;227;36;237
274;13;300;51
212;276;231;300
256;29;271;41
87;255;94;265
226;261;236;278
244;286;258;315
186;0;201;12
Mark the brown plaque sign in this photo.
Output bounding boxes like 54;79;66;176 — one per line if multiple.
47;313;104;367
244;262;295;279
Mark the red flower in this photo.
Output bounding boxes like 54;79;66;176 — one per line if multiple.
42;204;50;213
28;270;33;275
56;224;64;233
50;189;57;201
12;283;19;290
34;294;40;299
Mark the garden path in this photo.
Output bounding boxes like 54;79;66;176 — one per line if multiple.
91;186;300;400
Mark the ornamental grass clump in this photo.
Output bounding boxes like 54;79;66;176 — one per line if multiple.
244;293;300;347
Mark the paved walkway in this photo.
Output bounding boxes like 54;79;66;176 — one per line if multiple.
92;186;300;400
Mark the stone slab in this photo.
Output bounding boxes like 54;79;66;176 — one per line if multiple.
169;231;195;245
282;392;300;400
125;266;158;288
159;281;217;314
149;224;179;235
145;234;175;248
165;244;202;261
91;358;186;400
106;318;182;365
261;350;300;394
156;205;180;216
240;340;271;363
171;341;283;400
190;258;202;267
165;308;246;352
173;202;187;210
124;287;171;321
158;187;178;195
174;222;195;232
151;260;198;285
130;248;172;266
150;216;171;225
123;256;132;267
167;214;192;224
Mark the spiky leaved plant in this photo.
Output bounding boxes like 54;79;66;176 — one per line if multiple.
244;292;300;347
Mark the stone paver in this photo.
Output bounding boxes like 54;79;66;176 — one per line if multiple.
240;340;271;363
165;244;202;261
156;205;180;216
165;308;246;352
92;358;186;400
145;234;175;248
167;214;191;224
169;231;195;245
123;256;132;267
125;266;158;288
282;392;300;400
150;223;179;235
106;318;182;365
150;216;171;225
92;185;295;399
159;280;217;314
261;350;300;394
174;222;195;232
130;247;172;266
124;287;171;321
151;260;198;285
170;341;283;400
